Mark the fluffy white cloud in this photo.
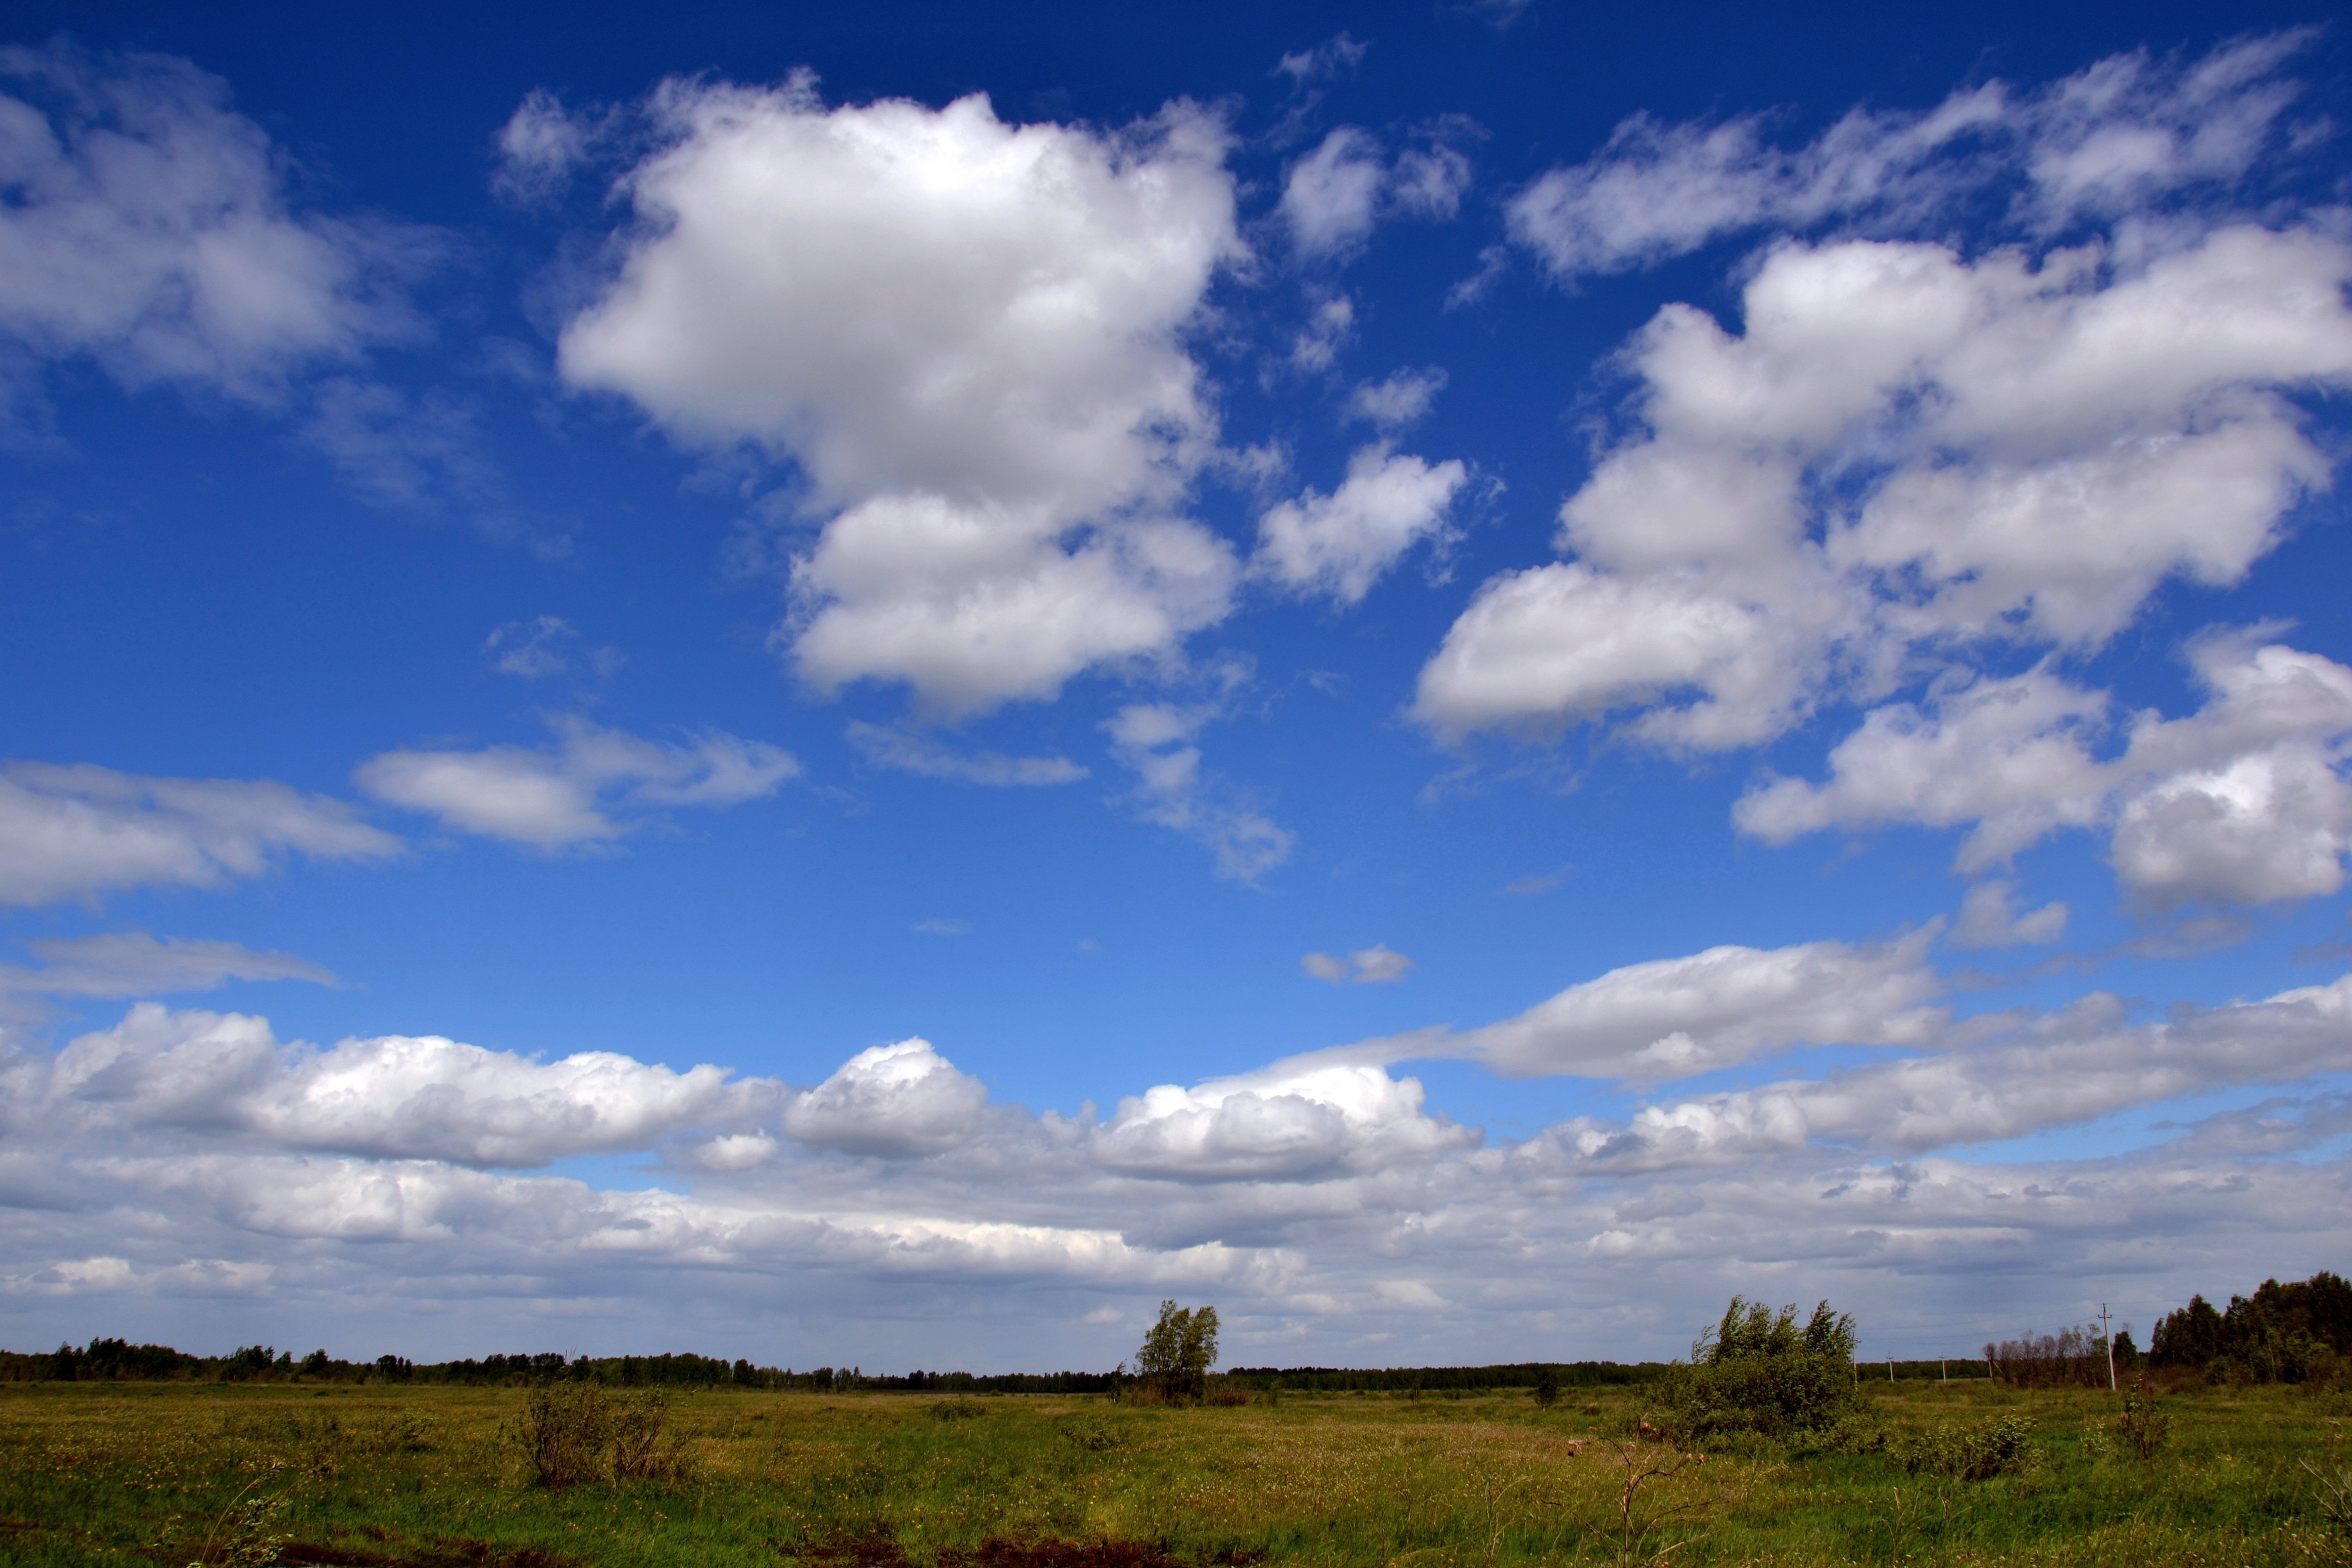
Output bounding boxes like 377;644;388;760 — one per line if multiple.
3;1003;764;1167
845;721;1086;786
1454;932;1944;1081
355;716;797;848
1741;635;2352;908
780;1039;990;1157
0;761;400;908
0;44;430;405
1254;445;1466;604
1281;125;1474;258
1507;33;2311;280
1092;1062;1469;1181
1419;226;2352;755
558;79;1244;716
1105;702;1293;881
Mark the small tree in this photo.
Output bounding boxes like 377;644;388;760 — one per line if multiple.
1534;1366;1560;1407
1134;1300;1220;1403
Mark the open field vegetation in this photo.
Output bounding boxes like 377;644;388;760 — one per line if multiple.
11;1279;2350;1567
6;1374;2352;1567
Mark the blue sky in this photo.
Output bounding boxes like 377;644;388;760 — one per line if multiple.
3;0;2350;1370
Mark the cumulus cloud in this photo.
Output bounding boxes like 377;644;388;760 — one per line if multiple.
1507;33;2314;281
1105;702;1293;881
1280;124;1475;258
355;716;797;848
779;1039;990;1157
0;43;432;409
0;761;400;908
557;79;1244;716
1417;225;2352;755
2;1003;766;1167
845;721;1086;787
1302;945;1414;985
1739;635;2352;909
1254;445;1466;604
1092;1061;1469;1181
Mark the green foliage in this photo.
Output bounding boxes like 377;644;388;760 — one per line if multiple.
1654;1295;1858;1441
1132;1300;1220;1403
2112;1376;2169;1461
2152;1270;2352;1383
518;1381;612;1488
1534;1366;1559;1408
1890;1414;2038;1481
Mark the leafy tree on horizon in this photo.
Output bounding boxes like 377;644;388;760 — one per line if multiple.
1134;1301;1220;1402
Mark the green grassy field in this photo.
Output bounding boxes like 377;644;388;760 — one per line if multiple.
5;1379;2349;1567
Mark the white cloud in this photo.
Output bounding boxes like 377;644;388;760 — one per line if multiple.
1254;445;1466;604
779;1039;989;1157
1281;126;1475;259
1105;703;1293;881
1418;227;2352;755
1345;367;1447;432
490;88;598;206
1507;33;2313;281
1738;635;2352;909
1951;880;2068;950
355;716;797;848
0;761;400;908
1584;973;2352;1164
1289;291;1355;372
0;43;432;407
1092;1062;1469;1181
1453;931;1944;1081
6;1003;765;1167
4;966;2351;1366
1303;945;1414;985
557;80;1244;716
0;932;335;1006
844;721;1086;787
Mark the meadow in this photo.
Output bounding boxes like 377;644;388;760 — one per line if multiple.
4;1377;2349;1568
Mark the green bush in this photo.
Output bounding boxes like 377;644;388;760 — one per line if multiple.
1891;1415;2037;1481
1655;1296;1858;1441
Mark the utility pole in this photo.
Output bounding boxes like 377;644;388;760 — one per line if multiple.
1888;1356;1895;1382
2099;1304;2116;1392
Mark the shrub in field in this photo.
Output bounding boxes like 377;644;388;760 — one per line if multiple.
2112;1376;2169;1460
1655;1296;1857;1441
519;1383;691;1486
610;1391;693;1482
1891;1415;2037;1481
519;1383;612;1488
930;1396;987;1419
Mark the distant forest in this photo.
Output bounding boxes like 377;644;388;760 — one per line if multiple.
9;1270;2336;1389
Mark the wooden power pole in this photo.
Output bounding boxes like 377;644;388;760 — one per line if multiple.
2099;1304;2116;1391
